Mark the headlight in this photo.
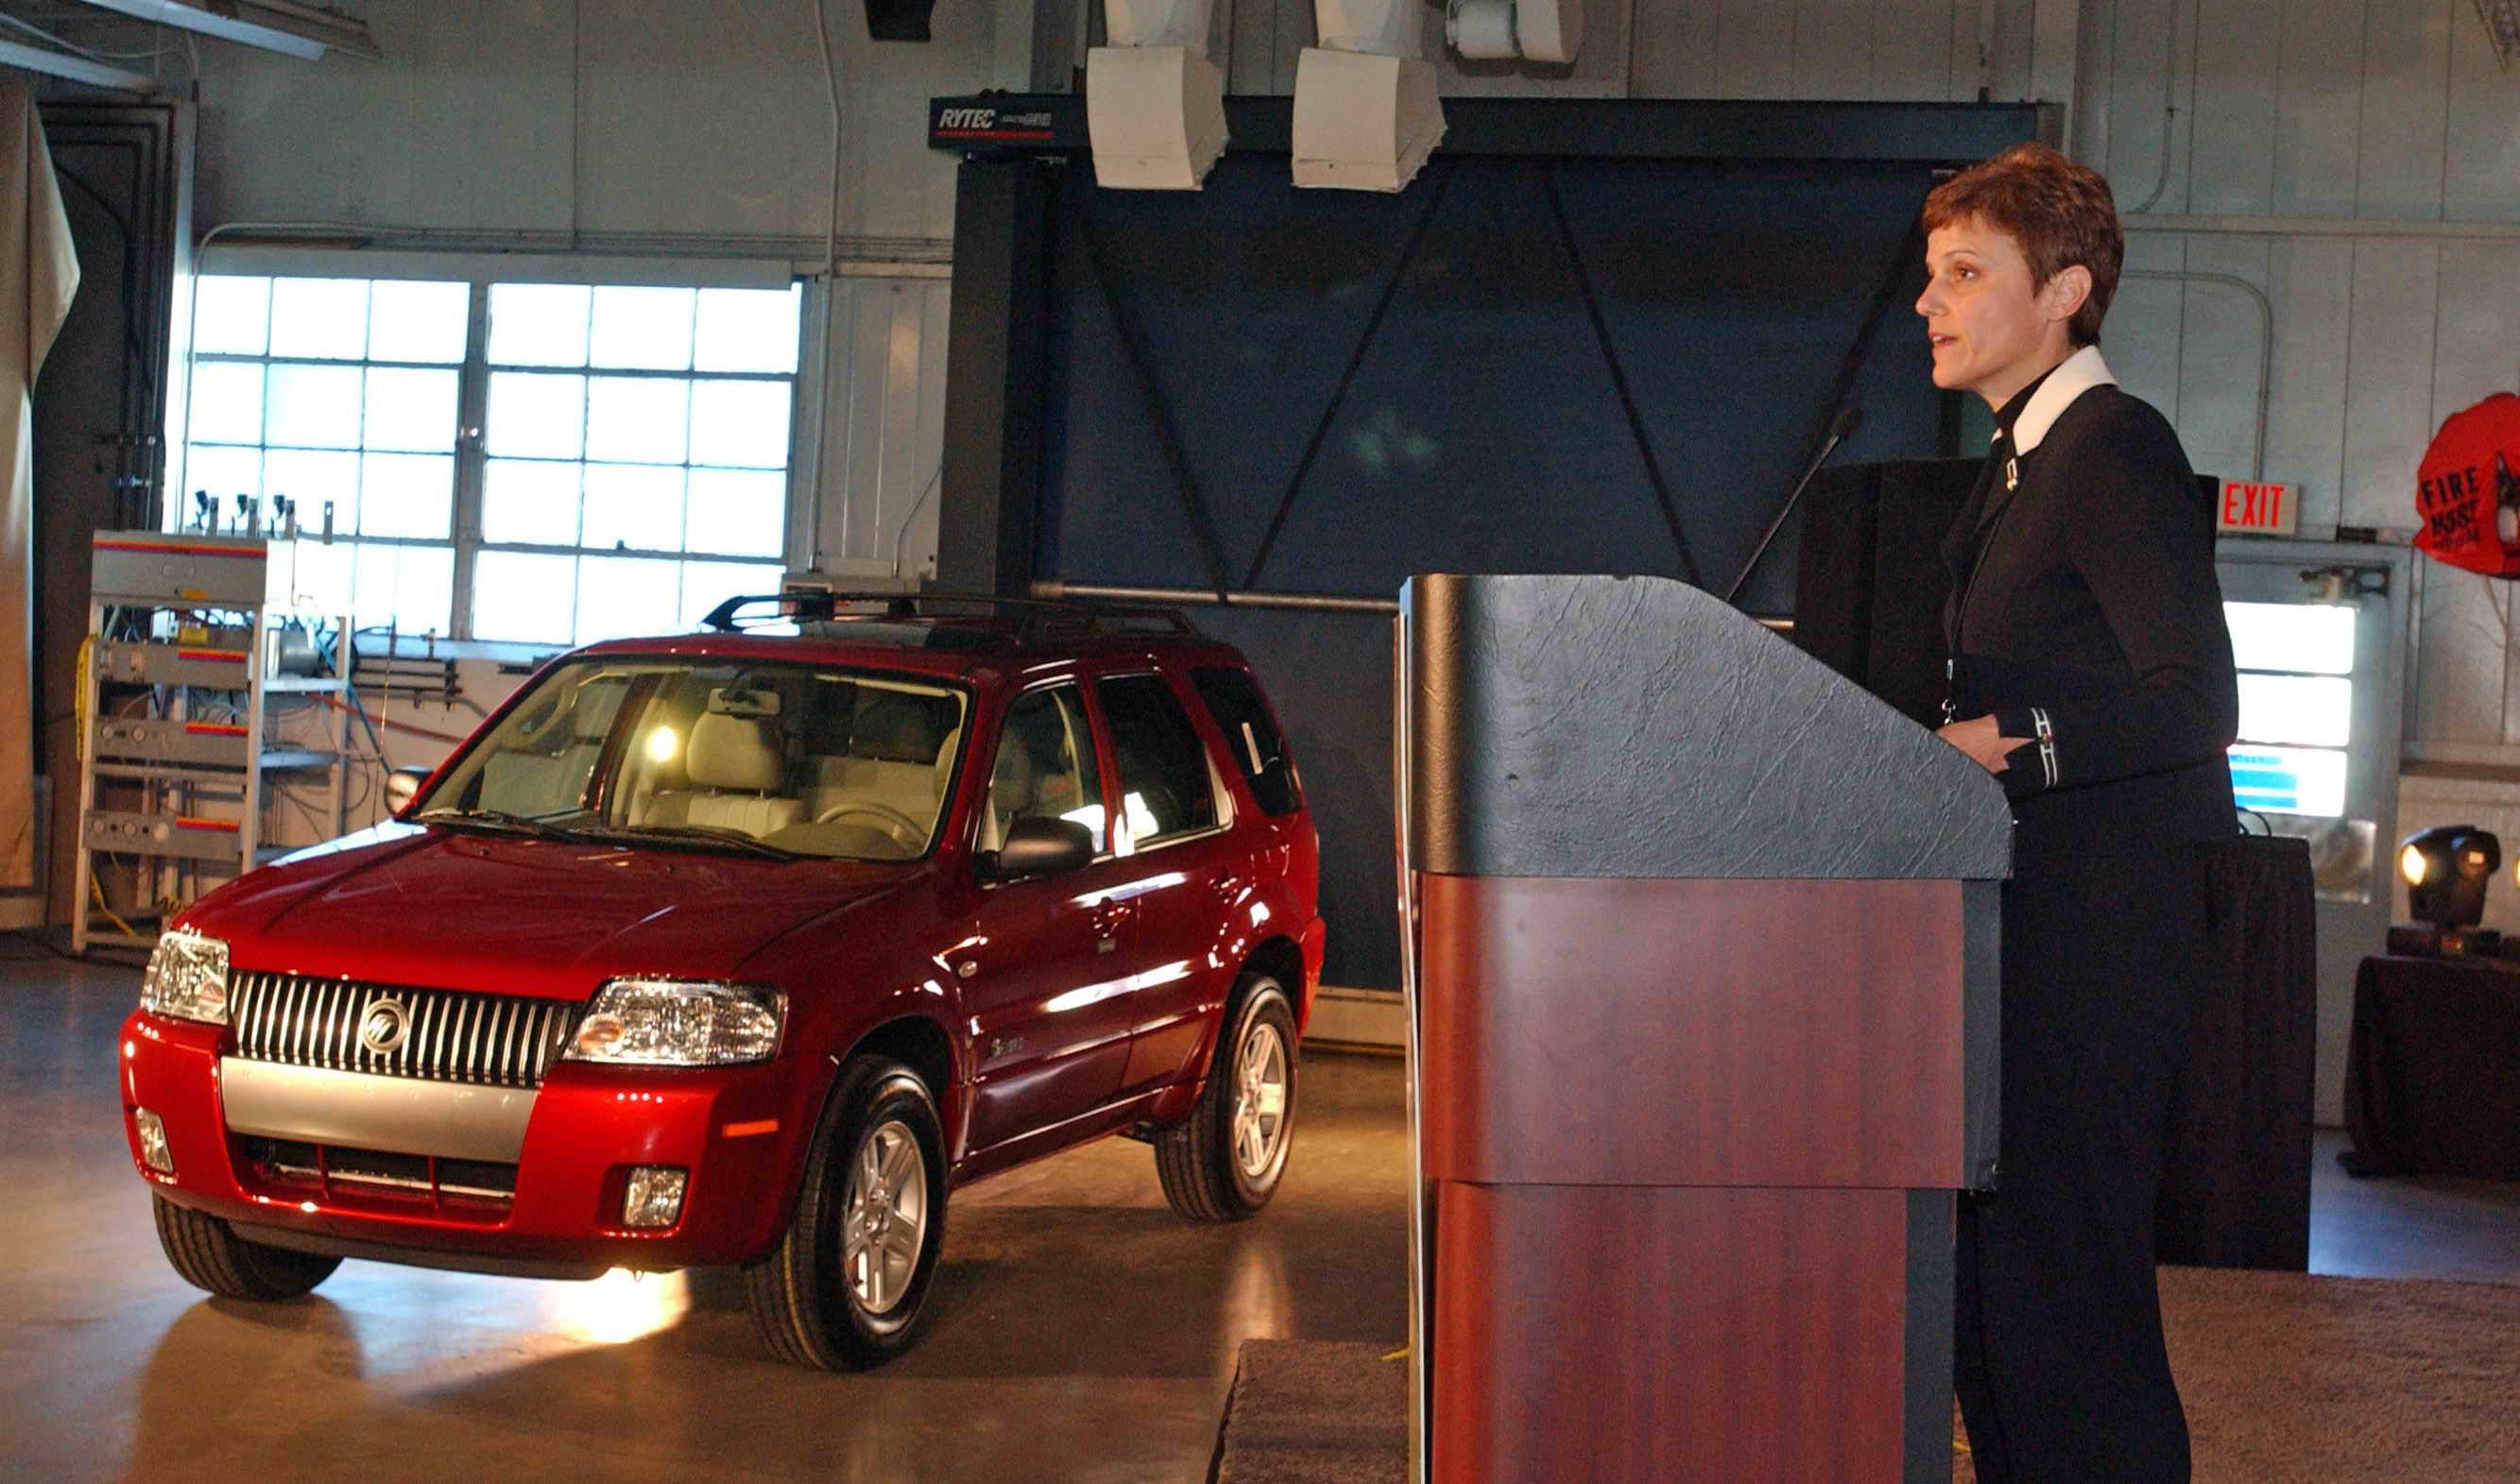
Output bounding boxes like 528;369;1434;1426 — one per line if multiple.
140;929;231;1025
565;980;785;1066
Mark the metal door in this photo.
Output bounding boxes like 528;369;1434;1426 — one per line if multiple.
2213;538;2412;1124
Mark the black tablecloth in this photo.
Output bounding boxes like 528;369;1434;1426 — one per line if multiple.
2344;953;2520;1180
2153;835;2318;1270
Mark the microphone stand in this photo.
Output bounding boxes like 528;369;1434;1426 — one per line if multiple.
1722;405;1862;607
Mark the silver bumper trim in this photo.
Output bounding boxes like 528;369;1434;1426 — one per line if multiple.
218;1058;536;1163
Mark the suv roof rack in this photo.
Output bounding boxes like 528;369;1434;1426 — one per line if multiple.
697;589;1201;643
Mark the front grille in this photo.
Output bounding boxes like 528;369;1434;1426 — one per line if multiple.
239;1136;517;1218
228;971;579;1090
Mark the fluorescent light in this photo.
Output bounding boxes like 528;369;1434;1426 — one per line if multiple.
71;0;382;63
0;36;154;91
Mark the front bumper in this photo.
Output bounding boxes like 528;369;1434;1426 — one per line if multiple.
119;1009;829;1272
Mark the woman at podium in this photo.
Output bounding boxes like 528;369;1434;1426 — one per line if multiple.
1915;142;2239;1484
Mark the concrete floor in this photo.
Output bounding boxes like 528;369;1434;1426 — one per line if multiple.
5;950;2517;1484
0;951;1409;1484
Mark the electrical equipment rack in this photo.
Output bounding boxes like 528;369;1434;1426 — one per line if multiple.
73;533;357;953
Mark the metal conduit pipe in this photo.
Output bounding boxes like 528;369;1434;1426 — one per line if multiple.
2119;267;2272;482
1031;578;1796;631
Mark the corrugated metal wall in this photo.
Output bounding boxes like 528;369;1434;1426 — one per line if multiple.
144;0;2520;909
816;274;952;579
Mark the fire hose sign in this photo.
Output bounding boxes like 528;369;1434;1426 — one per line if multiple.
2415;391;2520;578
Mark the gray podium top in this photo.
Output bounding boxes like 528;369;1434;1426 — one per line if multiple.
1401;572;2013;881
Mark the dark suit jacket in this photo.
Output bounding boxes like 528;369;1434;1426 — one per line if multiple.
1942;383;2240;860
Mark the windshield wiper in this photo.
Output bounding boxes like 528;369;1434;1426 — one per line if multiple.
574;824;802;861
412;808;594;843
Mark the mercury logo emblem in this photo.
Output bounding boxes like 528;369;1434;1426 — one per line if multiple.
359;998;411;1057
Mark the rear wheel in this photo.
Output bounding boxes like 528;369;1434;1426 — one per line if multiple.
152;1194;340;1300
745;1055;948;1370
1157;976;1297;1221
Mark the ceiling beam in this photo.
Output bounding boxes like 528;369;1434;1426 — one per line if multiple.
0;35;153;91
69;0;381;62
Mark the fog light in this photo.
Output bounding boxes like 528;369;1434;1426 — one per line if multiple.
134;1108;174;1174
624;1166;686;1229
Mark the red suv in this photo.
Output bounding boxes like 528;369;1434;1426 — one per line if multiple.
118;593;1322;1369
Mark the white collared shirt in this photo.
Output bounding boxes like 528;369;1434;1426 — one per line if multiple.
1997;343;2117;455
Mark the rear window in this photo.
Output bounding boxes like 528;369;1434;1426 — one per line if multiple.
1191;666;1300;816
1095;674;1218;852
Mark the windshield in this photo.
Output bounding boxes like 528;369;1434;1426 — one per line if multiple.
420;657;969;861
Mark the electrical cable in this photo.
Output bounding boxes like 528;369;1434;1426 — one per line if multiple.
89;875;142;941
320;693;469;745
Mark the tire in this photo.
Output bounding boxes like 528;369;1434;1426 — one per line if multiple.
1157;975;1297;1222
152;1194;340;1300
745;1055;949;1371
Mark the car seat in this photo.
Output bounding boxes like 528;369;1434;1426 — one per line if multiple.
643;712;802;836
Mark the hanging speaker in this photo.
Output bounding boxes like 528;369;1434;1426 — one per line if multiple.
866;0;934;42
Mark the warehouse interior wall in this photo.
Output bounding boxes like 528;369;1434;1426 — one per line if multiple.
35;0;2519;914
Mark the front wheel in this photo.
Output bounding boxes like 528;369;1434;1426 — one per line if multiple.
1156;975;1297;1221
744;1056;949;1370
152;1194;340;1300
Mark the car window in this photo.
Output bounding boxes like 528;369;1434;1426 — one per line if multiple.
427;657;967;861
984;684;1106;854
1190;666;1300;817
1094;674;1218;853
471;672;630;817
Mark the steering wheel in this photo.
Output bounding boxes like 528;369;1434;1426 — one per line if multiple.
814;800;926;846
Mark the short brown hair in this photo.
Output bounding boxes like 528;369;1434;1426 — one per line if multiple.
1923;142;2123;348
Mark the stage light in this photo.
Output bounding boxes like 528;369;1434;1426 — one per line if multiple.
2399;825;2499;931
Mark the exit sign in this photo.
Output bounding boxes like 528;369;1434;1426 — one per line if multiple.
2219;480;2299;536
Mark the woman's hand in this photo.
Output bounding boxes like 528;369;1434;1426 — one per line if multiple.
1936;714;2027;775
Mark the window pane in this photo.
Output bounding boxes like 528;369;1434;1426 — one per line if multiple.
2230;744;2348;818
2225;601;2356;675
2236;673;2352;748
489;283;591;367
362;367;459;452
293;537;355;613
487;371;586;459
694;285;803;373
690;379;791;469
194;277;270;356
1096;674;1217;851
368;280;470;364
679;560;780;631
591;286;696;371
586;376;691;465
483;458;582;547
473;552;580;644
684;468;786;557
358;453;455;539
575;556;679;643
263;450;361;535
581;464;684;552
265;363;365;449
187;362;265;444
268;278;369;360
181;446;262;507
351;542;455;638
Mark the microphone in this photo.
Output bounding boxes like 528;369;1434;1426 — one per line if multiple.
1723;403;1864;607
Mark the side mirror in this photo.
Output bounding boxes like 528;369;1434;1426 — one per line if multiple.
384;767;434;818
987;817;1095;881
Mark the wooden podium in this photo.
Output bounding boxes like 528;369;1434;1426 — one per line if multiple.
1397;574;2011;1484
